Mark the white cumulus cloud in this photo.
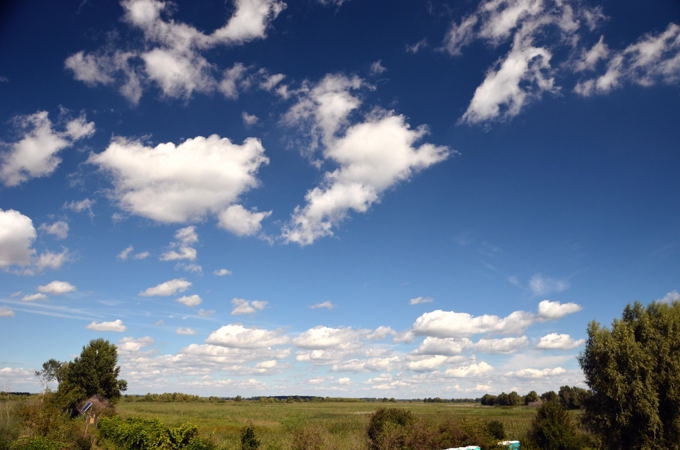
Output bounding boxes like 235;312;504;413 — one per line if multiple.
86;319;127;332
205;324;289;348
218;204;271;236
445;361;493;377
283;113;449;245
177;294;202;307
37;281;76;295
0;111;94;186
39;221;69;240
537;300;582;320
139;278;191;296
536;333;585;350
90;135;268;225
0;209;37;269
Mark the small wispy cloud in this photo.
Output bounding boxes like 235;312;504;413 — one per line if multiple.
231;298;268;315
310;301;335;310
139;278;191;297
409;296;433;305
528;274;569;297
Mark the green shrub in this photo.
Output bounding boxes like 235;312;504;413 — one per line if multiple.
98;415;214;450
240;425;260;450
367;408;414;450
486;420;506;439
526;400;580;450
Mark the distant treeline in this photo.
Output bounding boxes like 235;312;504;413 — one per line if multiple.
480;385;591;409
123;393;483;403
0;392;32;398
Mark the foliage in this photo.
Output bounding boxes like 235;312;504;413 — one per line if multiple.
8;394;91;450
523;391;539;405
479;391;523;406
97;415;215;450
579;301;680;449
540;391;558;403
486;419;506;439
366;407;500;450
52;339;127;413
240;425;260;450
290;423;334;450
557;385;591;410
526;400;581;450
367;408;414;449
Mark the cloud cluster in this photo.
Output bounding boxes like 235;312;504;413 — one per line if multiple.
0;111;94;186
575;23;680;96
65;0;285;102
444;1;680;123
108;299;585;395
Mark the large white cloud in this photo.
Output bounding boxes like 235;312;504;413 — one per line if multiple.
90;135;268;226
283;113;449;245
412;309;534;338
0;111;94;186
0;209;36;269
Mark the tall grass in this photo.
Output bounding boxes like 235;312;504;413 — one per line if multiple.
116;399;537;449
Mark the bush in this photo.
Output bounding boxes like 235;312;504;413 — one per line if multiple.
486;420;506;440
98;416;215;450
240;425;260;450
527;400;580;450
367;408;414;450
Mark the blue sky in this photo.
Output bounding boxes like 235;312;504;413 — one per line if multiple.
1;0;679;398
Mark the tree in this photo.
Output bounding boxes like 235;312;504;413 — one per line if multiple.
51;339;127;412
579;301;680;449
35;359;63;393
524;390;539;405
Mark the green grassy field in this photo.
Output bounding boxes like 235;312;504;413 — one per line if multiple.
116;399;538;449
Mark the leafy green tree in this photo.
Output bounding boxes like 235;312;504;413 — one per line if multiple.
557;385;591;410
34;359;63;393
52;339;127;412
524;390;540;405
579;301;680;449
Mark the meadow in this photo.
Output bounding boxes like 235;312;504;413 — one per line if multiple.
114;398;538;449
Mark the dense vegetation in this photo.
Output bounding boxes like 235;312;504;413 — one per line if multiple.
579;301;680;449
